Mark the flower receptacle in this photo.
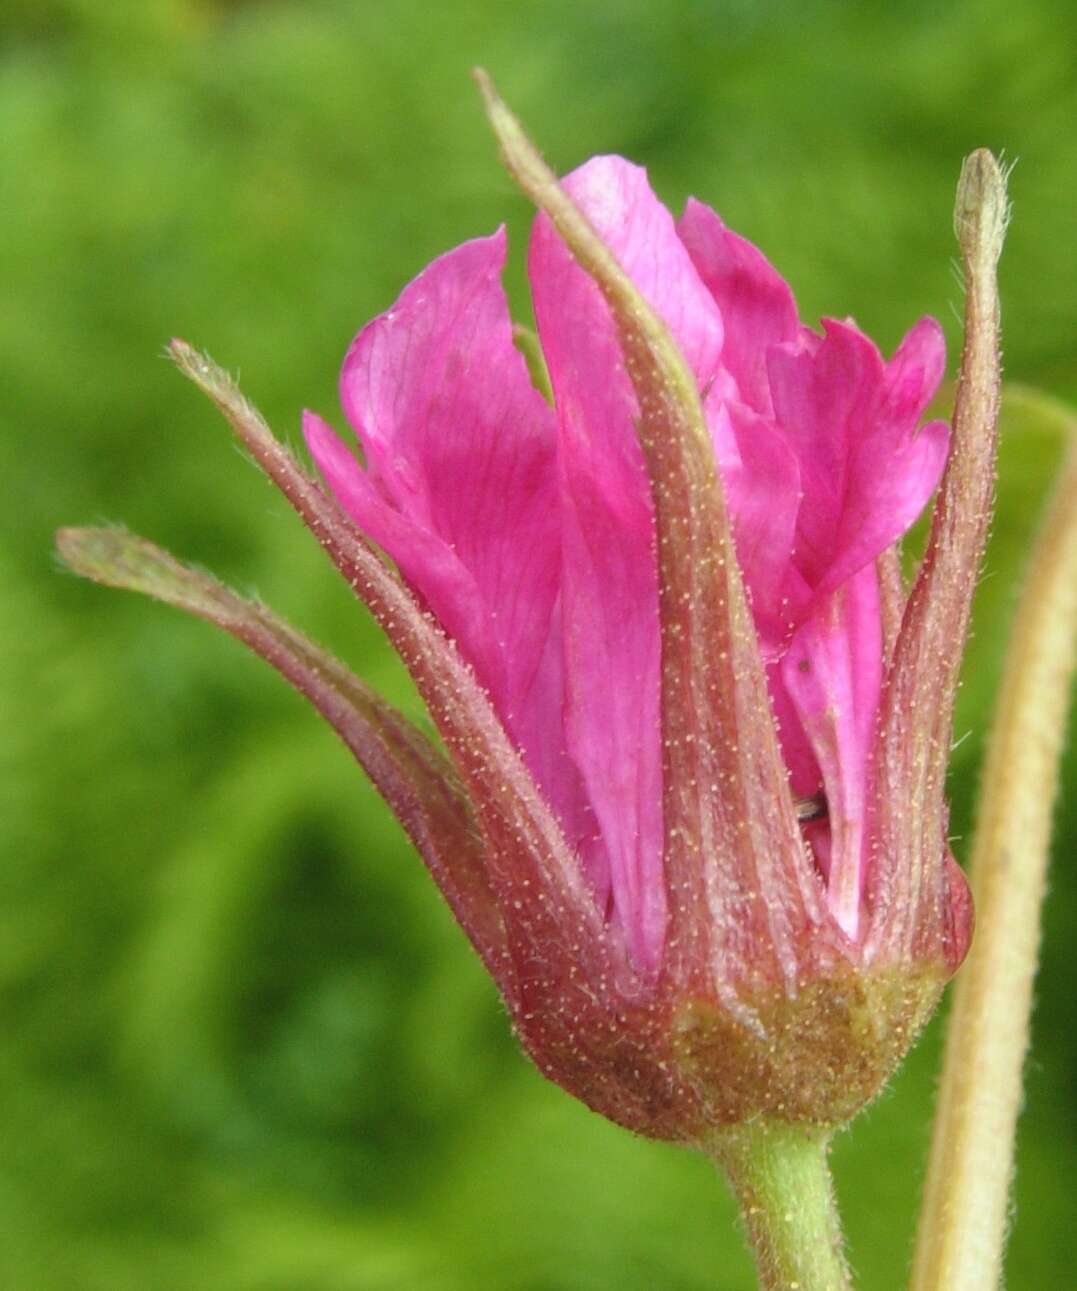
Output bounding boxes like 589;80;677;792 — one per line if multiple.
510;961;949;1144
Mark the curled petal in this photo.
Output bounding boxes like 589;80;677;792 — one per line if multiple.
827;414;949;598
828;317;950;594
768;318;949;599
677;197;800;415
768;319;887;588
883;316;947;421
305;237;599;879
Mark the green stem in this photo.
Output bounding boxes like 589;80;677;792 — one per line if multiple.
707;1122;852;1291
910;428;1077;1291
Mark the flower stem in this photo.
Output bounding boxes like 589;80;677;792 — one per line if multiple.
708;1122;852;1291
910;415;1077;1291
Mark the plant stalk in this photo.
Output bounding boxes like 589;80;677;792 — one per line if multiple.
910;421;1077;1291
708;1121;852;1291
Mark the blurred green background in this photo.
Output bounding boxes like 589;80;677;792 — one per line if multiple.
3;1;1075;1287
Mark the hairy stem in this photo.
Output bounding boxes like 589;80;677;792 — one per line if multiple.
708;1122;852;1291
911;416;1077;1290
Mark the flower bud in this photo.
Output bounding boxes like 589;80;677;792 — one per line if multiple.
59;84;1003;1145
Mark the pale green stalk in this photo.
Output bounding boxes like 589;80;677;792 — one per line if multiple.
708;1123;851;1291
911;413;1077;1290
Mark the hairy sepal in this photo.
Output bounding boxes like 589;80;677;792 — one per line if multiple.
56;525;515;987
165;342;621;1020
475;71;826;1005
868;151;1006;966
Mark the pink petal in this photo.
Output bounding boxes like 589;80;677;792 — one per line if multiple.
828;415;950;597
767;319;883;587
828;318;950;594
767;318;949;599
780;564;883;940
338;232;561;667
715;397;804;651
303;411;489;675
677;197;800;415
942;853;974;973
766;663;822;800
306;234;596;865
529;156;726;970
883;315;947;419
551;156;726;384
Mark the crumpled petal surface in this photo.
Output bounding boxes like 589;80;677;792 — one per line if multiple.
308;157;953;961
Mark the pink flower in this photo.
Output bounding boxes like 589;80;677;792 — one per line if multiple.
60;95;992;1140
305;156;957;978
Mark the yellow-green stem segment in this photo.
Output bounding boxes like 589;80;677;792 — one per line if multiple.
708;1123;852;1291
